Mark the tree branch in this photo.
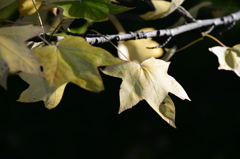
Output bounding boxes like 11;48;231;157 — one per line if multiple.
85;10;240;45
28;10;240;45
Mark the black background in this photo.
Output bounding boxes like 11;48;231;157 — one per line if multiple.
1;0;240;159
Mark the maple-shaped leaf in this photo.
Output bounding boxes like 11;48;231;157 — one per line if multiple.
49;0;131;21
102;57;190;124
30;37;123;94
18;72;67;109
140;0;184;20
118;28;164;63
0;25;42;89
209;44;240;76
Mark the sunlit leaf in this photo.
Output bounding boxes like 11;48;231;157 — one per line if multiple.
209;44;240;76
18;72;67;109
0;25;42;89
102;57;190;124
140;0;184;20
49;0;131;21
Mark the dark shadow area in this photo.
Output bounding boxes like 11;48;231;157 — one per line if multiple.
1;0;240;159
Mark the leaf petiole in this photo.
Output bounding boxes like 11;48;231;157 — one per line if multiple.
202;33;227;47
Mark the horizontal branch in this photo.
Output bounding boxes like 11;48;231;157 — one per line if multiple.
85;10;240;45
28;10;240;45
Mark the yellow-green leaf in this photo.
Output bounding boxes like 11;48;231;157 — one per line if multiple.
209;44;240;76
140;0;184;20
18;72;67;109
159;95;176;128
0;25;42;89
102;57;190;124
32;37;123;93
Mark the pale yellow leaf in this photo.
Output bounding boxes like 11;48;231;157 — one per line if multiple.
102;57;190;124
209;44;240;76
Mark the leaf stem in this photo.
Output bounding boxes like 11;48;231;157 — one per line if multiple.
176;37;204;52
32;0;45;38
90;29;131;62
202;33;227;47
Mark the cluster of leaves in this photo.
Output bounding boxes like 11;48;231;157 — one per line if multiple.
0;0;239;128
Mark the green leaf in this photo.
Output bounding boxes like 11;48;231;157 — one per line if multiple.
102;57;190;125
209;44;240;77
18;72;67;109
50;0;131;21
30;37;123;93
140;0;184;20
0;25;42;89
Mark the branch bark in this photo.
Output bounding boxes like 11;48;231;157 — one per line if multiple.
85;10;240;45
29;10;240;45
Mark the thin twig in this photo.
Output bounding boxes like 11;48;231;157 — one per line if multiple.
32;0;45;38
